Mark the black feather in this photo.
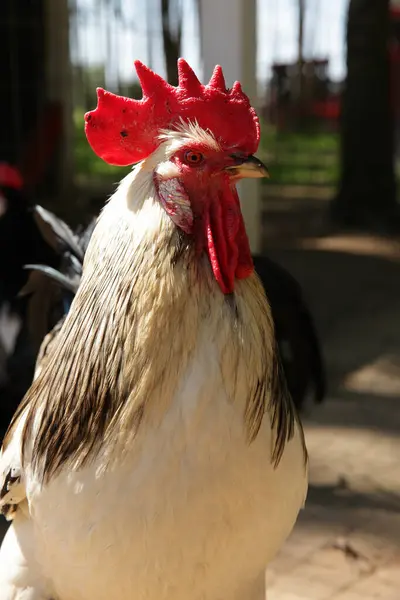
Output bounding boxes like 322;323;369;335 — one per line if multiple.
253;254;326;412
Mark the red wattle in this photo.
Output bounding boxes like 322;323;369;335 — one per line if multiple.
204;186;254;294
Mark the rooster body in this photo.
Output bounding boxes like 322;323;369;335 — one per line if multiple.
0;62;307;599
2;367;305;600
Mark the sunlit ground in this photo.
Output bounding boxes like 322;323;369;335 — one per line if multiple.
268;388;400;599
262;195;400;598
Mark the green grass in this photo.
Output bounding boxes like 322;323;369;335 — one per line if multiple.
259;126;339;154
259;124;340;186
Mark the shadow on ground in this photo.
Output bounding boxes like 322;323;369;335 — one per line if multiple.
306;481;400;515
262;191;400;556
262;191;400;408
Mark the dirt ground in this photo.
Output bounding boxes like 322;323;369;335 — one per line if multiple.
263;189;400;599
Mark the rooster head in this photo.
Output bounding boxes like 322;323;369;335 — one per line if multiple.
84;59;269;294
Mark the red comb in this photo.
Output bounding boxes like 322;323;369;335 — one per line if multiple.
85;59;260;166
0;163;23;190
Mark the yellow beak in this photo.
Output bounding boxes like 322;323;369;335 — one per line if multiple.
226;155;270;180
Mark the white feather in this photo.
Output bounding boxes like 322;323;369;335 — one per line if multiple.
0;333;306;600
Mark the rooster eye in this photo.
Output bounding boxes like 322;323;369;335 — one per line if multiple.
183;150;204;166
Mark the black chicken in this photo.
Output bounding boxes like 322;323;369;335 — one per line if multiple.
0;162;91;432
0;164;60;425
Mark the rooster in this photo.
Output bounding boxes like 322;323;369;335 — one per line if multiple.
0;60;308;600
0;180;84;434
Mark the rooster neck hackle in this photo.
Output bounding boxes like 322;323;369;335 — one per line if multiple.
16;172;199;479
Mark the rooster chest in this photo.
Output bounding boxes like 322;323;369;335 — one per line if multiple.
27;341;307;600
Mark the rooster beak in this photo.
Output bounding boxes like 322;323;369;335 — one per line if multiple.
226;155;270;180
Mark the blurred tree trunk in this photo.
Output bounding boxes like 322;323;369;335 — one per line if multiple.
331;0;398;229
161;0;182;86
297;0;305;101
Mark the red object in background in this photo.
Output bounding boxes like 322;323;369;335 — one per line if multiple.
389;5;400;118
0;163;24;190
20;101;63;190
311;98;340;121
391;5;400;20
